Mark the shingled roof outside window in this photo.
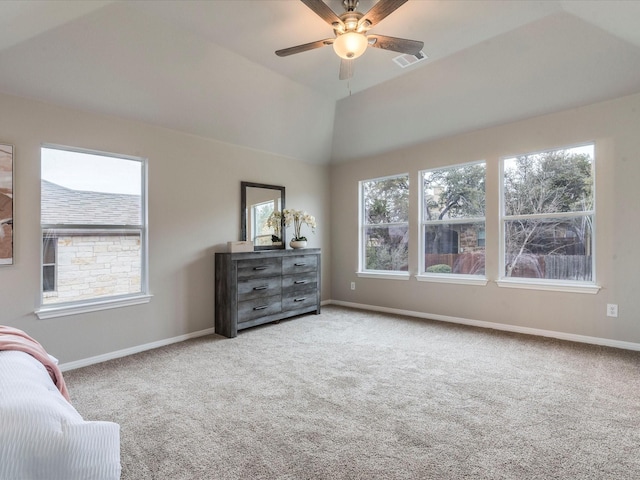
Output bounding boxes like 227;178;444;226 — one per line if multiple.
41;180;141;226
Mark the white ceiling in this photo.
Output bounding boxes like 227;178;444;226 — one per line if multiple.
1;0;640;164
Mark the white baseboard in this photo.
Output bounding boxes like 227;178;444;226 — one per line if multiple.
59;327;217;372
328;300;640;352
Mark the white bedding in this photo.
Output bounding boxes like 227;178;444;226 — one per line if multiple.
0;350;121;480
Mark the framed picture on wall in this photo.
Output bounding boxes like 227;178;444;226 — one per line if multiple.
0;143;13;265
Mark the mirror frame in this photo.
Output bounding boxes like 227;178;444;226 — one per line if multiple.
241;181;286;250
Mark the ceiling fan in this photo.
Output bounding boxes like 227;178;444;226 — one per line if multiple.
276;0;424;80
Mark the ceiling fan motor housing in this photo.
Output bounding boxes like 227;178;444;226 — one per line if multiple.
343;0;359;12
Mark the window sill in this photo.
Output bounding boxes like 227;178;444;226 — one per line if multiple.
416;274;488;286
495;279;600;294
35;294;153;320
356;271;410;281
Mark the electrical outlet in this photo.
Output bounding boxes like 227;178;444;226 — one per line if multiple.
606;304;618;317
350;282;356;290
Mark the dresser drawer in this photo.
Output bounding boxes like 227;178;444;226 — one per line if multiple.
282;292;318;312
238;276;282;302
238;295;282;323
282;255;317;275
282;272;317;292
237;257;282;279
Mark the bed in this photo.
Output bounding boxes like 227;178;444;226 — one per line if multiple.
0;327;121;480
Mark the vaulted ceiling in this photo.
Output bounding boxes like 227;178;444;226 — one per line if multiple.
1;1;640;164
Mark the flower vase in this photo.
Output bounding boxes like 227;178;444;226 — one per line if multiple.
290;239;307;249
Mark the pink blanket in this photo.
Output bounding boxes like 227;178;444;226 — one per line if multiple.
0;325;70;402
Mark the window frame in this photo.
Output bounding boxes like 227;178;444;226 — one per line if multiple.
497;143;599;294
417;161;488;286
36;144;151;319
358;173;410;279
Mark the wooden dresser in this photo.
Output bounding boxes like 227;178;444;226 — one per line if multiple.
215;249;321;338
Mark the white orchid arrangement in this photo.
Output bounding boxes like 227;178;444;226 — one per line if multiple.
283;209;316;241
266;210;283;242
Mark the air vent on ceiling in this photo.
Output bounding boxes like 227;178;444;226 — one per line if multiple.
392;51;427;69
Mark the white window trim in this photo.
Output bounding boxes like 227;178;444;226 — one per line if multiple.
496;279;600;294
356;271;410;281
416;274;488;286
39;144;150;316
498;143;596;288
419;161;487;278
36;294;153;319
359;173;410;275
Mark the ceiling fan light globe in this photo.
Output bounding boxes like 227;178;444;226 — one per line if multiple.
333;32;368;60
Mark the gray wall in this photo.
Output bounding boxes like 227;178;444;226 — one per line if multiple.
2;88;639;365
0;92;330;363
330;92;640;345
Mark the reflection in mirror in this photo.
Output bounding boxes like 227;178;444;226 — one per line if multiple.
241;182;285;250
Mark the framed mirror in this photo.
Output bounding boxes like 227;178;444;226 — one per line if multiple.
241;181;285;250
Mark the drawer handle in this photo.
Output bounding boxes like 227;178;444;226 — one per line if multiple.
253;286;268;291
294;263;307;267
253;305;268;311
294;280;308;285
294;297;306;302
253;266;268;271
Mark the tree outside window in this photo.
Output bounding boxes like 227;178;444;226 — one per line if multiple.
360;174;409;272
421;162;486;276
501;144;594;282
252;201;277;246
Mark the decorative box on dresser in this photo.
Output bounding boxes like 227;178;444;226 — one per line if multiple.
215;249;321;338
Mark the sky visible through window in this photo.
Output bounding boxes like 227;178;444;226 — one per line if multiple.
503;144;593;173
41;147;141;195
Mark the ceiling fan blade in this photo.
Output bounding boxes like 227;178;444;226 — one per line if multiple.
339;59;354;80
367;34;423;55
360;0;408;28
276;38;334;57
301;0;343;28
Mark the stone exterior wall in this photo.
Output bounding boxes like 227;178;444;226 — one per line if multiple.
458;225;483;253
43;234;141;304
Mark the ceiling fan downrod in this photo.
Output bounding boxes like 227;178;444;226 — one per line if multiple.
343;0;359;12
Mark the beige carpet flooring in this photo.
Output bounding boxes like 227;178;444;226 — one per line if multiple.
64;306;640;479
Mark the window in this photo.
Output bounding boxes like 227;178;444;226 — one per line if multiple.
420;162;486;278
39;145;149;316
359;174;409;274
477;228;486;247
500;144;595;286
42;237;57;293
252;200;280;246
